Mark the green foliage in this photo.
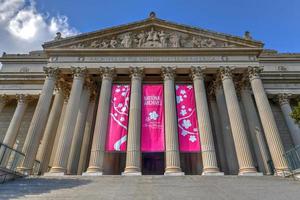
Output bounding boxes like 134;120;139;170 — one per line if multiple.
291;102;300;124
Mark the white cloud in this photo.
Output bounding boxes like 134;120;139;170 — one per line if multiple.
0;0;78;54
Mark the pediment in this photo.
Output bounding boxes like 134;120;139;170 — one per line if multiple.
43;16;263;50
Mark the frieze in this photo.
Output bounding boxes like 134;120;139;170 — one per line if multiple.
49;55;256;63
65;27;240;49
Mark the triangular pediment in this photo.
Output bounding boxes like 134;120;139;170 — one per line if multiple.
43;16;263;50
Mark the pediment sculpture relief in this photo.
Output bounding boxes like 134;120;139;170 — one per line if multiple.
68;27;238;49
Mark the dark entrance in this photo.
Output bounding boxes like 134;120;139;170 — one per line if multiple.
142;153;164;175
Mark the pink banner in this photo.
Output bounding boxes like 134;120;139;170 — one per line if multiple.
106;85;130;152
176;85;201;152
141;85;165;152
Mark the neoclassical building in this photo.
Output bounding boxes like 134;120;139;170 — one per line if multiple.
0;13;299;176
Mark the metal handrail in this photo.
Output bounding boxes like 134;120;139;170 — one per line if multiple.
284;145;300;171
0;142;41;176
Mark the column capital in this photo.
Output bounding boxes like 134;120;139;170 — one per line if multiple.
43;67;60;79
16;94;31;104
207;83;216;101
129;67;144;79
99;67;116;80
71;67;87;78
277;93;292;106
0;94;9;104
190;66;205;80
248;66;263;81
161;66;176;80
219;66;233;81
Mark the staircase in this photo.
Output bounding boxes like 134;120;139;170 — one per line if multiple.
0;175;300;200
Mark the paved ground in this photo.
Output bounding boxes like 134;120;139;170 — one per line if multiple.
0;176;299;200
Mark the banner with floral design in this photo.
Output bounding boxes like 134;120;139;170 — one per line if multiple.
176;84;201;152
141;84;165;152
106;85;130;151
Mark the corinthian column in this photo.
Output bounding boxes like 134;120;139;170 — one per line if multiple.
219;66;259;175
36;82;66;174
213;79;239;174
49;95;69;168
49;67;87;175
0;94;8;113
123;67;143;175
278;93;300;146
191;67;223;175
239;80;272;175
207;88;228;174
0;94;30;167
18;67;59;174
67;83;92;174
248;66;289;176
84;67;115;176
162;67;184;175
77;98;96;175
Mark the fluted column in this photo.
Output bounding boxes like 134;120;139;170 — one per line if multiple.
0;94;30;167
123;67;143;175
162;67;183;175
240;80;272;175
278;93;300;146
214;80;239;174
248;66;289;176
49;97;69;168
219;66;259;175
84;67;115;175
191;67;223;175
18;67;59;174
77;98;96;175
67;83;92;174
36;82;66;174
0;94;8;113
207;89;228;174
49;67;87;174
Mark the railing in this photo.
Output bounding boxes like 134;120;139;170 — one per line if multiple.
0;142;41;179
284;145;300;171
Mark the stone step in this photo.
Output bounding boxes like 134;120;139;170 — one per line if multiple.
0;176;299;200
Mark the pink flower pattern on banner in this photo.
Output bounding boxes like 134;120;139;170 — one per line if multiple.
106;85;130;151
176;85;201;152
141;84;165;152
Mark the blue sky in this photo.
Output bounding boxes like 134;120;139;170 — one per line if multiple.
1;0;299;53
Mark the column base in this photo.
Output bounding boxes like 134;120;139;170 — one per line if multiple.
122;171;142;176
44;172;66;176
164;171;185;176
238;171;263;176
274;169;292;177
82;172;103;176
49;166;66;174
17;167;31;176
202;171;224;176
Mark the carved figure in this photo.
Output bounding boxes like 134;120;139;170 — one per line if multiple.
159;31;167;47
100;41;109;48
201;38;216;48
90;40;100;48
170;33;181;48
110;37;118;48
192;36;200;47
121;33;132;48
137;31;146;47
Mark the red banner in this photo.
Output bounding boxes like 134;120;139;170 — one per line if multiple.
106;85;130;151
176;85;201;152
141;85;165;152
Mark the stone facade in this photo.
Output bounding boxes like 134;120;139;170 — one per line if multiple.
0;13;299;176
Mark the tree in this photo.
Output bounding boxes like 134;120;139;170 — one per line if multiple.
291;102;300;124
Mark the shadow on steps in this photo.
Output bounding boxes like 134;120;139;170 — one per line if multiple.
0;177;92;200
